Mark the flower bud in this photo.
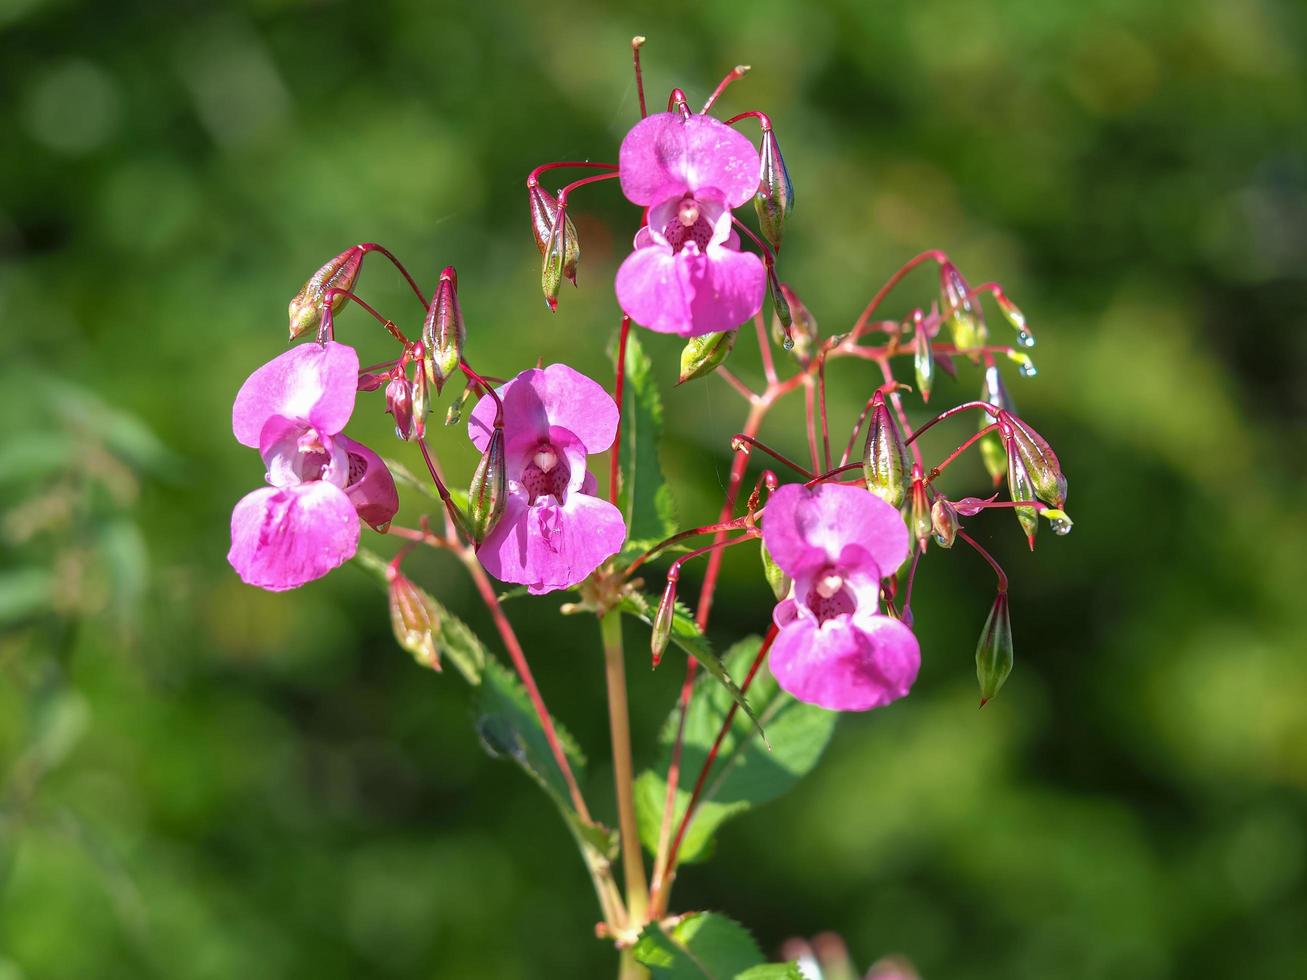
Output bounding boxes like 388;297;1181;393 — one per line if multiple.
385;377;414;441
527;181;580;284
978;364;1014;485
771;284;816;359
467;426;506;546
910;478;931;554
288;246;363;340
930;497;959;549
1001;411;1067;509
357;371;387;392
651;577;677;667
939;261;987;354
976;591;1013;706
410;365;429;440
422;267;465;394
754;127;795;252
862;391;910;509
387;568;442;671
997;291;1034;348
760;539;791;601
1005;441;1039;549
953;493;998;517
679;329;737;383
912;310;935;403
444;381;475;426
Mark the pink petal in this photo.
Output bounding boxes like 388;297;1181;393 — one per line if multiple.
337;435;399;531
228;482;360;591
769;614;920;712
615;243;764;338
233;341;359;448
763;483;909;579
476;492;626;594
468;364;618;456
619;113;761;209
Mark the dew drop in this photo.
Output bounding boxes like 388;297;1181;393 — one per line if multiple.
1017;330;1035;348
1019;359;1038;378
1051;516;1073;536
782;336;795;351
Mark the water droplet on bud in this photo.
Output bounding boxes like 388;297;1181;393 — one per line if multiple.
1017;330;1035;348
1052;517;1072;535
1020;361;1037;378
782;336;795;351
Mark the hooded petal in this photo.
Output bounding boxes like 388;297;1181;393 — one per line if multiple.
338;435;400;531
615;242;764;338
469;364;618;456
228;482;360;591
233;341;359;447
763;483;910;579
476;492;626;594
619;113;762;209
769;615;920;711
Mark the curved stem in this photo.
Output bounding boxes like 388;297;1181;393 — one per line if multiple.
851;249;948;340
611;316;631;507
359;242;428;308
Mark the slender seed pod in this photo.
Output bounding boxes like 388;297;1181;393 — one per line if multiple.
976;591;1013;706
467;427;507;546
754;127;795;251
288;246;363;340
862;391;910;509
422;267;465;394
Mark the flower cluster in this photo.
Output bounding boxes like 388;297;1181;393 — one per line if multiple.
226;39;1072;968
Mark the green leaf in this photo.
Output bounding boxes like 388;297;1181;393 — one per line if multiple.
734;966;805;980
635;636;838;866
618;592;766;741
634;912;766;978
352;548;486;683
475;658;586;805
616;330;678;553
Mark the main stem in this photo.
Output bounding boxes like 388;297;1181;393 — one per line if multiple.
601;611;649;929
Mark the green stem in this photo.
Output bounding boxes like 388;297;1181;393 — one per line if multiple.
618;946;650;980
600;612;649;929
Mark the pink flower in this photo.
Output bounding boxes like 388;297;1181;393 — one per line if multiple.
467;364;626;594
762;483;920;711
229;341;398;591
615;112;766;337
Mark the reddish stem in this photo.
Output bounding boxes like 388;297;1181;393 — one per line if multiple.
715;366;757;402
624;515;756;580
464;551;594;824
526;161;618;187
905;401;1002;446
702;64;750;114
731;434;813;479
851;250;949;340
631;36;648;119
359;242;428;308
803;462;863;488
803;377;820;473
611;315;631;508
956;530;1009;592
926;423;1000;484
320;288;408;346
656;624;779;903
724;109;773;132
753;310;777;385
459;359;503;425
817;352;832;473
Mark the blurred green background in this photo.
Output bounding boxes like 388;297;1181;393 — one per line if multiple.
2;0;1305;976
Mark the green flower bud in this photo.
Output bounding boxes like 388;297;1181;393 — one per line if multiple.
978;364;1014;485
910;479;932;554
862;391;910;509
288;246;363;340
771;283;817;359
422;267;465;394
467;426;506;546
1006;441;1040;549
527;180;579;284
760;539;791;600
767;265;793;347
387;568;442;672
912;311;935;403
930;497;958;549
1002;412;1066;509
939;261;987;354
651;578;677;667
997;291;1034;348
678;329;737;383
976;592;1013;706
754;127;795;252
